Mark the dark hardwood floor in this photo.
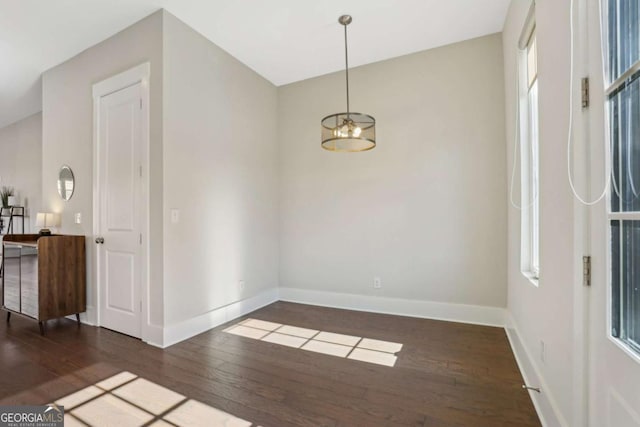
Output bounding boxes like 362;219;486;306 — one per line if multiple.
0;301;540;426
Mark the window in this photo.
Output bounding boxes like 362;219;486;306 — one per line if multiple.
519;20;540;282
607;0;640;355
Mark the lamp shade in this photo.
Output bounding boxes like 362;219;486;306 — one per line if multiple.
321;112;376;152
36;212;60;228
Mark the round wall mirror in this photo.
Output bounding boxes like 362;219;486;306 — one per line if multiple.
57;165;75;201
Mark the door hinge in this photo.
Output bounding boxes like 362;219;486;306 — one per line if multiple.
581;77;590;109
583;256;591;286
139;165;142;177
139;233;142;245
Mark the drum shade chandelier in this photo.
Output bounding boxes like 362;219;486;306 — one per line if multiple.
321;15;376;152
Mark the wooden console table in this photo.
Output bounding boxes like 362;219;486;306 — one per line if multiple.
1;234;86;334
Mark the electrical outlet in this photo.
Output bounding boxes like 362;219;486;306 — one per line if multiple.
373;277;382;289
239;280;245;291
540;340;545;364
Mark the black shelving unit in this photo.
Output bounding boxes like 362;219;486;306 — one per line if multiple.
0;206;25;278
0;206;25;235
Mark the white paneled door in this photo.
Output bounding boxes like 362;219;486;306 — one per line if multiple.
96;82;143;338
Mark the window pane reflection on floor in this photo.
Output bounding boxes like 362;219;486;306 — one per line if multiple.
53;372;252;427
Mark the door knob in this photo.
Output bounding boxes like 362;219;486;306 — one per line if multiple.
95;237;104;244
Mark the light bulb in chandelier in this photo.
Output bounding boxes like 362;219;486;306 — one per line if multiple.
332;120;362;138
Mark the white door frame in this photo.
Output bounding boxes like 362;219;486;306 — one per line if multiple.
570;0;596;424
92;62;151;341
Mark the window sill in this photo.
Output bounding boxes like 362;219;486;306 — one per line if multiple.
521;271;539;287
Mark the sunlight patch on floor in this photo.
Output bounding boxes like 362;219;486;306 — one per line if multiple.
53;372;253;427
224;318;403;367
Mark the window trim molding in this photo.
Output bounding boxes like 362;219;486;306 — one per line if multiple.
518;18;540;285
518;2;536;50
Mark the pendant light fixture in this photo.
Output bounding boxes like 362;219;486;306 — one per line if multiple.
321;15;376;152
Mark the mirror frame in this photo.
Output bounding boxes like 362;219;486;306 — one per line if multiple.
57;165;75;201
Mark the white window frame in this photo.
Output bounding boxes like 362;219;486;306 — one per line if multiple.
518;8;540;285
605;0;640;360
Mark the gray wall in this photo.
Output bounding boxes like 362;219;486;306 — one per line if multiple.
39;9;280;337
0;112;42;233
278;33;507;307
35;11;507;342
162;12;279;325
41;11;164;326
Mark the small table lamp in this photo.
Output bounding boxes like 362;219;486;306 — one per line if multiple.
36;212;60;236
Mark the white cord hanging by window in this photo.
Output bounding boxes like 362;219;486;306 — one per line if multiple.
566;0;611;206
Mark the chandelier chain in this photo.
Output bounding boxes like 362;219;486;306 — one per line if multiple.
344;23;350;117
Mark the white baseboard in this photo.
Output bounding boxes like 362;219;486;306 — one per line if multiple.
278;287;506;327
143;323;165;348
161;288;279;348
504;312;567;427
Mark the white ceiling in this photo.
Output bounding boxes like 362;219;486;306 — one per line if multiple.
0;0;510;128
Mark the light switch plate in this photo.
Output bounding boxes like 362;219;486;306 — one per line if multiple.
170;209;180;223
74;212;82;224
